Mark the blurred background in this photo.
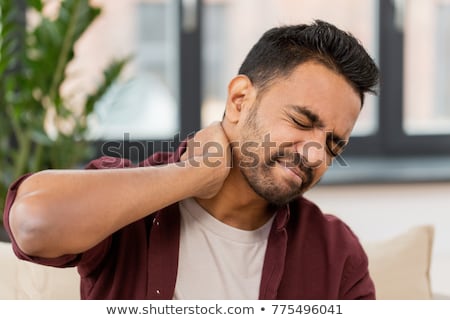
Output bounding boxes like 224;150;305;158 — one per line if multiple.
1;0;449;296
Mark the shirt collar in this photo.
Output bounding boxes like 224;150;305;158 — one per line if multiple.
273;204;291;231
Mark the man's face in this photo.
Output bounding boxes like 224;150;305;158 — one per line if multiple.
235;61;361;206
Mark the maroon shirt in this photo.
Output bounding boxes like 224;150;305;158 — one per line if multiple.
3;147;375;300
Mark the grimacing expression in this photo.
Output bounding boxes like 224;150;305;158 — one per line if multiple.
238;105;314;206
236;62;361;206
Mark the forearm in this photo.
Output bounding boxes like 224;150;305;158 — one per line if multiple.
9;163;198;258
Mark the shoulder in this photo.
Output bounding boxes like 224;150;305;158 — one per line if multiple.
85;141;187;169
290;196;368;273
292;196;361;245
85;156;135;169
288;197;374;299
83;153;175;169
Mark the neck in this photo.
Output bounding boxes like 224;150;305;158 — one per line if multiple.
195;166;275;230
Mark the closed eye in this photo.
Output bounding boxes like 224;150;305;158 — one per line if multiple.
291;117;313;129
326;143;339;157
326;135;348;157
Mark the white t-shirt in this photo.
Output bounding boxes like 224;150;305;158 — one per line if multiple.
173;198;274;300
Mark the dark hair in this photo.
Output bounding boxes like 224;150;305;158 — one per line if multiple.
238;20;379;105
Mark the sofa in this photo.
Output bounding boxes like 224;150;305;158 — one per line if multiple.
0;225;443;299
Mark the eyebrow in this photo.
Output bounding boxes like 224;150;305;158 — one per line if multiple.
288;104;347;145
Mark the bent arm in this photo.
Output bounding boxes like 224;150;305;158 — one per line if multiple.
9;164;203;258
8;121;230;259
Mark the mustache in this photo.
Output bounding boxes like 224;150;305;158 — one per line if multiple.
268;151;314;187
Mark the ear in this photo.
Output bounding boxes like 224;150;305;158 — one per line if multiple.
224;75;255;124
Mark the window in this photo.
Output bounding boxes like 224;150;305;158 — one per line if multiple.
201;0;379;137
324;0;450;184
69;0;181;141
366;0;450;158
199;0;450;183
20;0;450;176
403;0;450;135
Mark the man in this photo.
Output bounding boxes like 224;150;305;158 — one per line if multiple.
4;20;379;299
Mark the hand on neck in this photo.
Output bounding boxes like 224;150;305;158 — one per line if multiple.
195;167;275;231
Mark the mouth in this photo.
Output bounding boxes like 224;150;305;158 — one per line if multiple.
276;160;305;185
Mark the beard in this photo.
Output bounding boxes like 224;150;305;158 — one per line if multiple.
240;149;314;206
238;105;314;206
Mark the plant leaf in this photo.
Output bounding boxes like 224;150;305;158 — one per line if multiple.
27;0;43;12
85;57;130;115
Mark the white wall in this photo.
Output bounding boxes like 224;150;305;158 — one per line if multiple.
306;182;450;296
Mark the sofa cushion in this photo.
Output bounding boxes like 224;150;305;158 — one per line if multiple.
363;225;434;300
0;241;80;299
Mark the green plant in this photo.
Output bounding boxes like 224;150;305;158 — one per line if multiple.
0;0;128;225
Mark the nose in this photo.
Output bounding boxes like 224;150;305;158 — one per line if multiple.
296;131;327;169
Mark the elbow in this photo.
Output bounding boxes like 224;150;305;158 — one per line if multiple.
9;196;53;257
